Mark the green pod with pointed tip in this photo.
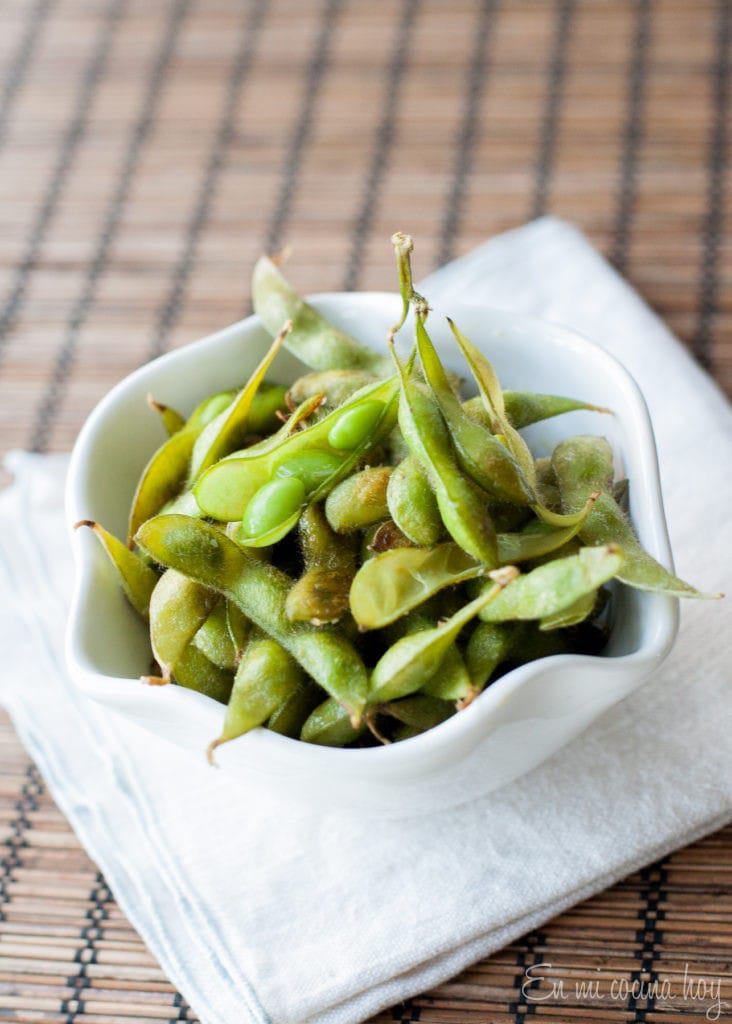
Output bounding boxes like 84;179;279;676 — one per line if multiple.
77;521;158;618
252;256;392;375
552;435;714;599
211;634;304;752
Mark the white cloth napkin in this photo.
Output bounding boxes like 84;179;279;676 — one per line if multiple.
1;217;730;1024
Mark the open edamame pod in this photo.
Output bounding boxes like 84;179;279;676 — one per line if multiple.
252;255;392;375
193;375;400;523
552;435;719;599
75;520;158;618
135;515;369;725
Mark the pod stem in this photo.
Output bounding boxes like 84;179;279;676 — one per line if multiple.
389;232;430;341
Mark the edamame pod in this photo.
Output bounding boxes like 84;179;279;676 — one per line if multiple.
287;370;378;410
193;602;239;670
193;375;400;522
286;504;357;624
477;545;624;622
324;466;392;532
208;633;304;760
369;568;518;703
172;643;234;705
75;521;158;618
135;515;369;723
149;569;218;679
300;696;366;747
465;622;518;690
378;695;454;741
462;392;610;431
392;352;498;564
252;255;392;375
147;395;186;436
552;435;717;599
268;680;322;738
385;607;474;703
386;455;443;546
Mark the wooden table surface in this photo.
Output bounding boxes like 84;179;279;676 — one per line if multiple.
0;1;730;1021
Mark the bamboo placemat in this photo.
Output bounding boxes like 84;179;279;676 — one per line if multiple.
0;0;730;1020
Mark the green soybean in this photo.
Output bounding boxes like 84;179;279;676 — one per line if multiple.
240;476;306;540
149;569;217;679
286;503;357;624
193;602;239;670
267;680;322;738
287;369;377;409
392;351;498;565
275;451;344;491
327;400;386;450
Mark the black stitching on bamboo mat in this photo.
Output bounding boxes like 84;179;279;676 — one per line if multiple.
0;0;125;369
170;990;195;1022
529;0;575;221
390;1000;421;1022
263;0;342;258
693;0;731;370
0;764;43;922
341;0;420;292
436;0;501;269
28;0;192;454
60;870;113;1023
510;931;545;1020
626;859;667;1021
610;0;652;274
0;0;54;151
147;0;270;362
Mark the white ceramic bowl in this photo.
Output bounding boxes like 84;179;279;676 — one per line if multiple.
66;295;678;816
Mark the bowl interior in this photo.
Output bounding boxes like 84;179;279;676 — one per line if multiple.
66;293;676;766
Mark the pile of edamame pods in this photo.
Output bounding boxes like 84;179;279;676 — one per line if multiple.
79;233;715;757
